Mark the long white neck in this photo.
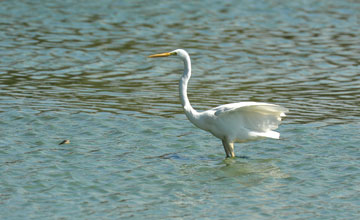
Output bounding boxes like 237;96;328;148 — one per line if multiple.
179;55;200;126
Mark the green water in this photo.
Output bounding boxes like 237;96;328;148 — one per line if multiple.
1;0;359;219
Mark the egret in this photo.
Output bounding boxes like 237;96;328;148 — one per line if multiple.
148;49;288;158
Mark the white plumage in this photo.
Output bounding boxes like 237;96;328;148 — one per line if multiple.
149;49;288;158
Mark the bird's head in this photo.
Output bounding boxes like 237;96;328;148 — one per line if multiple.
148;49;189;60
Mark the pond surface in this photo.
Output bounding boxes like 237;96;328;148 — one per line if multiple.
0;0;359;219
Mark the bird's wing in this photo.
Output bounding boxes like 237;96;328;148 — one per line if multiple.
213;102;288;135
214;102;287;116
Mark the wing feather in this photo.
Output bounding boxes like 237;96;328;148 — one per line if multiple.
214;102;288;117
213;102;288;139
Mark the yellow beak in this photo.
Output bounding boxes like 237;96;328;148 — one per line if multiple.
148;52;173;58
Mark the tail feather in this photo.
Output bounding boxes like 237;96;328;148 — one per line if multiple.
249;130;280;139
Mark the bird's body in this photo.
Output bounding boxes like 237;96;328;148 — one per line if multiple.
149;49;288;158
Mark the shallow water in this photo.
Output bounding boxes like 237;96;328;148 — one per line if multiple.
1;0;360;219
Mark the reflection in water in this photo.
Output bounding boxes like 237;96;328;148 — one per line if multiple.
220;158;289;185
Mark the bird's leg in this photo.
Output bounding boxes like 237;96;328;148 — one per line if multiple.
222;139;235;158
228;142;235;157
222;139;230;157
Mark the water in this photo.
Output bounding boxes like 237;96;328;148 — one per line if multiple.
1;0;359;219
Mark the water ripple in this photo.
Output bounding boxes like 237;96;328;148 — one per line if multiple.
1;0;360;219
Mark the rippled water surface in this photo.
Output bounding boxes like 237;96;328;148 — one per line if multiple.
1;0;359;219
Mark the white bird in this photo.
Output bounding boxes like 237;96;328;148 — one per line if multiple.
148;49;288;158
